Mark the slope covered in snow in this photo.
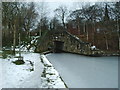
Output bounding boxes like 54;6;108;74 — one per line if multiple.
1;52;43;88
0;52;67;88
0;36;67;88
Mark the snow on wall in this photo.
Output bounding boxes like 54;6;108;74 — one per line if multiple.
40;55;67;88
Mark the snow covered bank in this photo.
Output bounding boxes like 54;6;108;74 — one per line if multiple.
40;55;67;88
15;36;39;52
0;52;68;89
1;52;43;88
0;36;67;88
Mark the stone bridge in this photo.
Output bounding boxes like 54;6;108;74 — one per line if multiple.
35;30;92;55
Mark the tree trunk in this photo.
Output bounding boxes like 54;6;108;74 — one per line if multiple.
86;23;89;41
13;24;16;55
62;18;66;29
19;33;21;57
119;37;120;50
117;18;120;50
93;22;96;45
77;22;80;35
77;17;80;35
39;18;42;37
83;22;86;33
39;28;41;37
103;31;109;50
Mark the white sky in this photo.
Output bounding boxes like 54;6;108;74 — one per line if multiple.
2;0;119;19
32;0;118;18
35;2;74;18
47;2;76;17
36;2;96;18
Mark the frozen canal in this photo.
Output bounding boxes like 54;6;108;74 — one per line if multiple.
46;53;118;88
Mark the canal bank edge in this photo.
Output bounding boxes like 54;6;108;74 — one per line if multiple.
40;54;68;88
41;50;119;57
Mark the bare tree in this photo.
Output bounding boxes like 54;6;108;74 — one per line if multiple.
54;5;68;29
69;9;83;34
23;2;38;38
50;16;60;30
82;4;103;44
113;1;120;50
36;2;48;37
2;2;38;54
2;2;20;54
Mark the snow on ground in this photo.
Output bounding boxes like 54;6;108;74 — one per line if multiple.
1;52;43;88
0;51;67;88
0;36;67;88
40;55;67;88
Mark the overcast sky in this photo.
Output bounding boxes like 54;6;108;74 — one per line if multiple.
47;2;78;17
33;0;118;18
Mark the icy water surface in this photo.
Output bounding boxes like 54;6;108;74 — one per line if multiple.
46;53;118;88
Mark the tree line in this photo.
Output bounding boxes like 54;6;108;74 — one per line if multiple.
2;2;38;53
66;2;120;51
2;2;120;53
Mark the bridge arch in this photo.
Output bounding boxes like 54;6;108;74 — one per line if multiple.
36;30;91;55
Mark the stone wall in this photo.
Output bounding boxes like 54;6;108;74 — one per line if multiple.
36;30;91;55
